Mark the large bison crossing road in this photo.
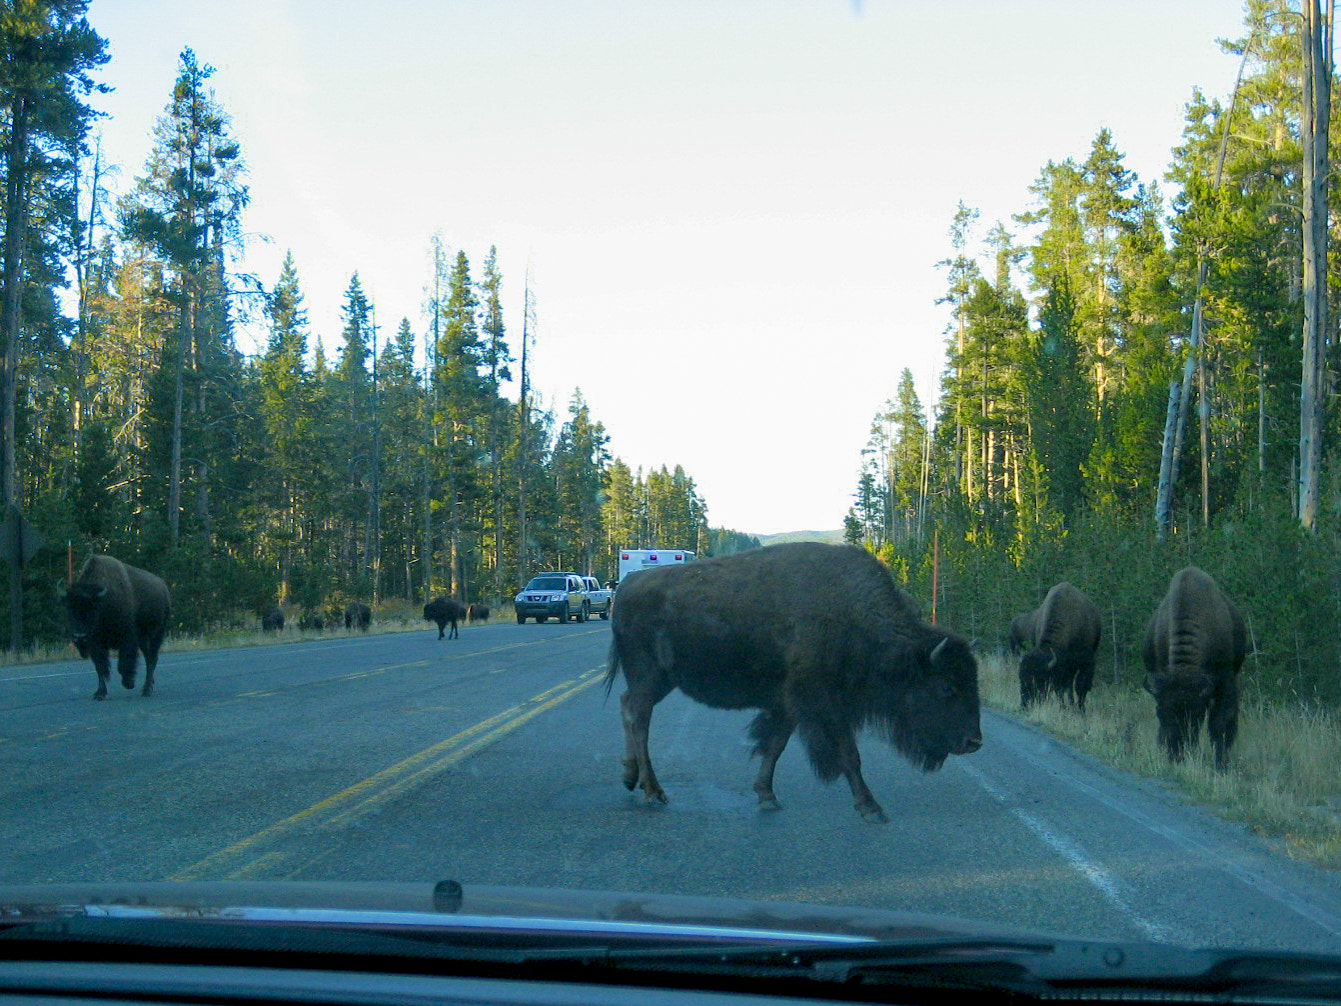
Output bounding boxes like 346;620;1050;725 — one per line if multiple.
3;620;1341;952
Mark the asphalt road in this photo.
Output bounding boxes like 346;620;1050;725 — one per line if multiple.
3;619;1341;952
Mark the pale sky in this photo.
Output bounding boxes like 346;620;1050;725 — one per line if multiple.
85;1;1250;536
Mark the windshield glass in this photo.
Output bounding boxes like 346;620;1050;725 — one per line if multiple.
525;577;568;592
5;0;1341;974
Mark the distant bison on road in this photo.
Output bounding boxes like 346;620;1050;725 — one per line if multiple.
1015;582;1101;710
62;555;171;700
1143;566;1246;770
424;596;466;639
261;609;284;632
344;602;372;631
606;542;982;823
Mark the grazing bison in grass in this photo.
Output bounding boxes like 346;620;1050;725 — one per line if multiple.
424;596;466;640
1007;610;1036;656
1016;582;1101;711
467;602;490;623
62;555;171;700
261;609;284;632
606;542;982;823
298;611;324;631
344;602;372;631
1143;566;1246;770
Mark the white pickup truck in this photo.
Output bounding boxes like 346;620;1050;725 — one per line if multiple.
581;576;612;619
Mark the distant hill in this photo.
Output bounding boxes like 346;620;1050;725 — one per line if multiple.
756;529;845;546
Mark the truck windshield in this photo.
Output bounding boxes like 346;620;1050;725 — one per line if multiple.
526;577;567;591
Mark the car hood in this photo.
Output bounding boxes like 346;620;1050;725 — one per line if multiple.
0;880;1052;944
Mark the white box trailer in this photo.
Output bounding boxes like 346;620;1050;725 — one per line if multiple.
616;548;695;585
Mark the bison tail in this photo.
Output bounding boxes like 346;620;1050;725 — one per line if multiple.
602;640;622;700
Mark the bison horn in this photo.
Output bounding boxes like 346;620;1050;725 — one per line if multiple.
929;637;949;664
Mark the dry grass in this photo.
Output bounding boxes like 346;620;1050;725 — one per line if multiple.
979;651;1341;869
0;601;509;667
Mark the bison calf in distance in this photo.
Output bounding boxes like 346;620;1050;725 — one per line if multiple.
1143;566;1246;770
467;602;490;623
424;596;467;639
344;602;372;631
606;542;982;823
1015;582;1101;711
261;609;284;632
62;555;171;700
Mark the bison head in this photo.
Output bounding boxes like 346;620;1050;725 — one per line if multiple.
1145;673;1213;762
62;582;107;649
877;634;983;772
1017;647;1056;709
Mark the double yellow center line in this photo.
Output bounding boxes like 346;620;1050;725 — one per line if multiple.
170;665;607;882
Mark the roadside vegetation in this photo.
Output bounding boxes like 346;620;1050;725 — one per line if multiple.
978;648;1341;871
838;3;1341;870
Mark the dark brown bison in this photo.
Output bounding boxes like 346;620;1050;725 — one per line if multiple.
1007;610;1036;656
606;542;982;823
344;601;372;631
424;596;466;639
261;609;284;632
467;602;490;623
1142;566;1247;770
298;611;324;631
62;555;171;700
1016;582;1101;710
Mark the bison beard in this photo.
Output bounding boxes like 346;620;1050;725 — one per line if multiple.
62;555;171;701
605;542;982;823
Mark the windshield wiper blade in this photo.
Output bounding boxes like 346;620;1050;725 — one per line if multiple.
582;936;1341;999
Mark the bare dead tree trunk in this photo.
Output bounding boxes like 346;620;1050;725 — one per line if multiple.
1298;0;1332;532
516;274;531;584
1;96;30;512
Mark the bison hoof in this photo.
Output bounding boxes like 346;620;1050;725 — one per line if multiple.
645;788;668;805
757;796;782;812
93;691;107;701
858;804;889;824
141;686;154;697
621;758;639;790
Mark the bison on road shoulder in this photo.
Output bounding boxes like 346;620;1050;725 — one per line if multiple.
1143;566;1246;770
1007;611;1036;656
606;542;982;823
424;596;466;639
1015;582;1101;710
467;602;490;623
62;555;171;700
261;609;284;632
345;602;372;631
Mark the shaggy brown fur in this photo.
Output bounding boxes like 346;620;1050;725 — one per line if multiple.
344;601;372;631
424;596;467;639
1016;582;1101;710
1007;610;1036;656
63;555;171;700
1142;566;1246;769
605;542;982;823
